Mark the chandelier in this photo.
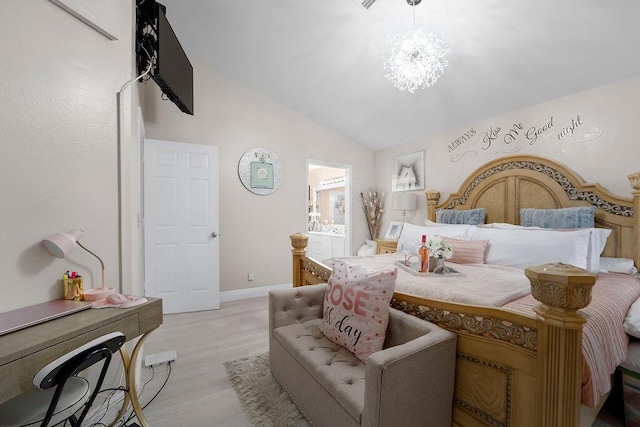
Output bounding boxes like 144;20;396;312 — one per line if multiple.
384;0;450;93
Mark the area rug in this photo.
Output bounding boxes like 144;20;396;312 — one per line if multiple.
223;352;310;427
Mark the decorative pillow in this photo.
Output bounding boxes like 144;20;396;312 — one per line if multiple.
398;222;474;255
469;227;592;270
441;237;490;264
436;208;486;225
320;259;396;361
520;206;596;229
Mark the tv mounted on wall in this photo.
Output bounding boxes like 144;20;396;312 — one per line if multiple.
136;0;194;115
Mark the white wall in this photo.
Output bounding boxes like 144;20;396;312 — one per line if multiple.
0;0;140;311
375;76;640;231
142;60;375;292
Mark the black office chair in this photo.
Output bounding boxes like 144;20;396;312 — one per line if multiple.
0;332;126;427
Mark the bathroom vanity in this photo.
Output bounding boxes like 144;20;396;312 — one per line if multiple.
306;232;345;262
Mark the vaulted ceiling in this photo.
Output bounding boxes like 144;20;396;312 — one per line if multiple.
157;0;640;150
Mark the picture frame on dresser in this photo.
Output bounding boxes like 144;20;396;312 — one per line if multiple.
384;221;403;240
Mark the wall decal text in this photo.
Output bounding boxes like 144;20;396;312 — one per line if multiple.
503;123;524;145
482;126;502;150
446;113;601;163
558;115;583;141
525;116;554;145
448;128;477;153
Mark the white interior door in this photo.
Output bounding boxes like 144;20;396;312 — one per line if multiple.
144;139;220;314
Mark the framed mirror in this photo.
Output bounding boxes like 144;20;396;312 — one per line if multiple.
307;160;351;256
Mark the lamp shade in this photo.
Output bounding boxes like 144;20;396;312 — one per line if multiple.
42;229;84;258
392;193;417;211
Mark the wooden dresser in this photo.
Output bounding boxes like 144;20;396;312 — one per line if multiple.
375;239;398;254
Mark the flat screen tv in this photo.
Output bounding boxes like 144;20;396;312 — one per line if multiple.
137;1;194;115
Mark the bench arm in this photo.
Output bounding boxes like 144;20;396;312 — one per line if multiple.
363;323;457;427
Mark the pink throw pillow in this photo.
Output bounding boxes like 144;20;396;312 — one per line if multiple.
320;259;396;361
442;237;490;264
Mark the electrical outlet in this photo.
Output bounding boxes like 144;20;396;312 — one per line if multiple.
248;273;254;281
145;350;177;367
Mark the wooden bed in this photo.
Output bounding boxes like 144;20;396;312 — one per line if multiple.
290;154;640;426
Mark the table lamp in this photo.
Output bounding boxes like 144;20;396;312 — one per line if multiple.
392;192;417;224
42;229;115;300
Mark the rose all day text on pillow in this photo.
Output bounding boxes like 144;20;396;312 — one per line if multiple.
319;260;397;361
324;281;370;346
325;282;369;315
323;306;364;346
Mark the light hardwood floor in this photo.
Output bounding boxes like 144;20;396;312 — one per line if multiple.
121;295;624;427
138;296;270;427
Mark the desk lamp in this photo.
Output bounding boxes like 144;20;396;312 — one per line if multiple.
42;229;115;300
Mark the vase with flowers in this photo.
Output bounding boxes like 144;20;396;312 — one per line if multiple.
427;236;455;273
360;189;386;240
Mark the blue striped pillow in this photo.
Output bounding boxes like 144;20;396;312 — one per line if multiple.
436;208;486;225
520;206;596;229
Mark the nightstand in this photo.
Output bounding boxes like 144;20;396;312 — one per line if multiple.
375;239;398;254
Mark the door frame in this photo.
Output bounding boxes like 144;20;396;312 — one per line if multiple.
306;159;352;256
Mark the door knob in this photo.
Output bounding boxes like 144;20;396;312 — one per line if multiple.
211;232;218;238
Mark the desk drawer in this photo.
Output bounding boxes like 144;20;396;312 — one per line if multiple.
0;315;138;402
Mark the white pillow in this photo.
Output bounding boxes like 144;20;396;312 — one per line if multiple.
600;257;637;275
625;298;640;339
469;227;592;270
482;224;610;272
586;229;611;272
398;222;475;255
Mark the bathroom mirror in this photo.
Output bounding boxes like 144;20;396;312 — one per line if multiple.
307;162;350;236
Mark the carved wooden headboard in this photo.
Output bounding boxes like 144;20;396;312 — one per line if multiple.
426;154;640;266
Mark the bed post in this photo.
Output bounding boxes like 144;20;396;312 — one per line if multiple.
426;190;440;222
290;233;308;287
628;172;640;269
525;263;597;427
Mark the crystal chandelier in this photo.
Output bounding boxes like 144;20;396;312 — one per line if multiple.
384;0;450;93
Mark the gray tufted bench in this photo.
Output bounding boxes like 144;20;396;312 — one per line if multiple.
269;283;457;427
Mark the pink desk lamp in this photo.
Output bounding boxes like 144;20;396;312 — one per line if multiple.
42;229;116;301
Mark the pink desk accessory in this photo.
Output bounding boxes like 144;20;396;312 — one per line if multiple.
91;294;148;309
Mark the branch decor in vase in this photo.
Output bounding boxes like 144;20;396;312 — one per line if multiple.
360;189;386;240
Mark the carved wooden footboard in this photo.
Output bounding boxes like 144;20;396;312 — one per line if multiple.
291;233;595;426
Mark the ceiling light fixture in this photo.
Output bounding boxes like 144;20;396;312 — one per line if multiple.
384;0;450;93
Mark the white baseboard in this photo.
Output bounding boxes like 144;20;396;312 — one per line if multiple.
220;283;293;303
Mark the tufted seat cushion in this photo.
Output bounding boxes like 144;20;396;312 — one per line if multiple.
273;319;366;421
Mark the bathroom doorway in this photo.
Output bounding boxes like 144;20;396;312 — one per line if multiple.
306;160;351;260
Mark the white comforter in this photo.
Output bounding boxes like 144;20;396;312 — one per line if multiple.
328;253;531;307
